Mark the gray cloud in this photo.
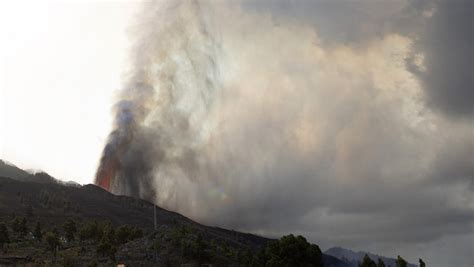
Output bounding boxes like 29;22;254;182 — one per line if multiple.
95;1;474;266
240;0;427;46
407;0;473;118
243;0;473;117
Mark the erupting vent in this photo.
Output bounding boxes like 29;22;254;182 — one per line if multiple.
95;156;120;190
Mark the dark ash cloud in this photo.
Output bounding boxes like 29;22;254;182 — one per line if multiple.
407;0;474;118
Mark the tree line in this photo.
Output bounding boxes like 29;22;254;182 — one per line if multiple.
0;216;143;263
358;253;426;267
0;216;426;267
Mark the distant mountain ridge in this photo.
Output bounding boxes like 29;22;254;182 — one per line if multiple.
0;160;31;180
0;160;79;186
325;246;417;267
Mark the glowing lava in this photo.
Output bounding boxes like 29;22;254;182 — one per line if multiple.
95;156;120;190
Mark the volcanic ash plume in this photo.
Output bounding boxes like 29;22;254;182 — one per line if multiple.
95;0;220;202
93;2;474;258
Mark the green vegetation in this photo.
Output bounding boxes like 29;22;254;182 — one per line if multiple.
264;234;323;267
357;255;389;267
63;219;77;242
0;223;9;249
0;214;427;267
156;226;324;266
359;254;377;267
97;237;117;261
10;216;28;238
0;214;426;267
396;255;408;267
419;258;426;267
44;231;59;260
0;218;146;265
33;221;42;241
115;224;143;244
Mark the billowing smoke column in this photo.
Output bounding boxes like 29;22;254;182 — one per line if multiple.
95;0;219;202
92;3;474;261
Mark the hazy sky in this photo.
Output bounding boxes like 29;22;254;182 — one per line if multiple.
0;0;139;182
0;1;472;267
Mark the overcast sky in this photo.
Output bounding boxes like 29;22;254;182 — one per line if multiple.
0;1;472;267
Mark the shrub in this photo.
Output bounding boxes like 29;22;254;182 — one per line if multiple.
0;223;9;247
265;234;323;267
63;219;77;243
33;222;42;241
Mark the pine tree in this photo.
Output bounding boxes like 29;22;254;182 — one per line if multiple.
396;255;407;267
18;217;28;238
359;254;377;267
377;258;386;267
419;258;426;267
10;217;21;233
63;219;77;243
44;231;59;262
33;222;42;241
0;223;9;247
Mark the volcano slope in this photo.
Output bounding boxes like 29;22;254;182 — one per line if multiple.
0;175;268;265
0;165;345;266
